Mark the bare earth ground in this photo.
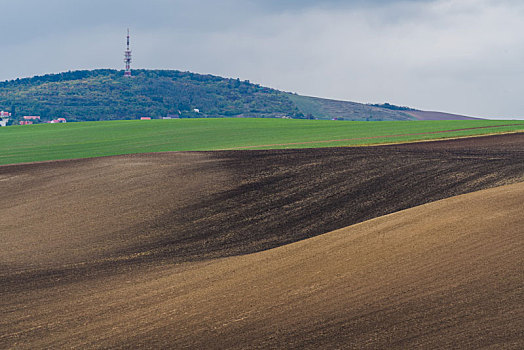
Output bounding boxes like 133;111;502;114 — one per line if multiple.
1;133;523;348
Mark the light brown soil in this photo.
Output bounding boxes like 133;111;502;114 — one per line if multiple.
1;133;523;348
2;182;523;349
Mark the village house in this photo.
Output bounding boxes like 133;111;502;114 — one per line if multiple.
0;111;11;127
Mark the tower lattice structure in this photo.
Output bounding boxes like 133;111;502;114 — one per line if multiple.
124;29;132;77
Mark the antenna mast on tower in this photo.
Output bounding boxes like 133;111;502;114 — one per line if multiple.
124;29;132;77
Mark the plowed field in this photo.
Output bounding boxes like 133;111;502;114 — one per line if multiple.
1;133;523;348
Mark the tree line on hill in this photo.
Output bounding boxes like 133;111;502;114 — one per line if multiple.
0;70;304;122
0;69;416;123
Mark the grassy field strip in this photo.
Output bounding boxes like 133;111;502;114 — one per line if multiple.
1;119;523;165
251;129;524;150
226;123;524;149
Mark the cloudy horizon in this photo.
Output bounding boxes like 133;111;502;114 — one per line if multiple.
1;0;523;119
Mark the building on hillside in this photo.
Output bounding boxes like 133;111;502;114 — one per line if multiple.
0;111;10;127
140;117;151;120
50;118;67;123
23;116;40;120
20;121;33;125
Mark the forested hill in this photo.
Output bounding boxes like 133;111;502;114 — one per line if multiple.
0;69;417;122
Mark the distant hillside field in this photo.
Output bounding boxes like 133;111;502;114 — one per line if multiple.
405;110;479;120
0;69;474;122
287;94;414;121
0;119;523;165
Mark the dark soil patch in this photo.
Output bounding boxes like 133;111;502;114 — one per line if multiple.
1;133;523;290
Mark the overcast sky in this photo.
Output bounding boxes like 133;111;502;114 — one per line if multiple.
1;0;523;118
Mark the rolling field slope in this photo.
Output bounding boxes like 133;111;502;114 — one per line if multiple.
287;93;415;120
1;166;523;348
1;134;523;348
1;118;523;165
1;133;523;276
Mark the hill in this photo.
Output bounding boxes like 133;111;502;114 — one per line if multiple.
0;69;474;123
1;134;523;348
0;69;299;122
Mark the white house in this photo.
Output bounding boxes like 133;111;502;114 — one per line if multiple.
0;111;11;127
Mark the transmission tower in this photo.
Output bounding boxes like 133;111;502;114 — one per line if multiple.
124;29;132;77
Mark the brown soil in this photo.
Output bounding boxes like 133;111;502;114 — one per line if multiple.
1;133;523;348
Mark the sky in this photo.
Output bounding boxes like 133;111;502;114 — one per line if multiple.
1;0;523;119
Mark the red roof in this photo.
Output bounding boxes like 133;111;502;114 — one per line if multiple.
140;117;151;120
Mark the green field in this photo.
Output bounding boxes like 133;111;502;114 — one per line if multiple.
1;119;523;165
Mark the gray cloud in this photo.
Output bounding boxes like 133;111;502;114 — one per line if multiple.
1;0;523;118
